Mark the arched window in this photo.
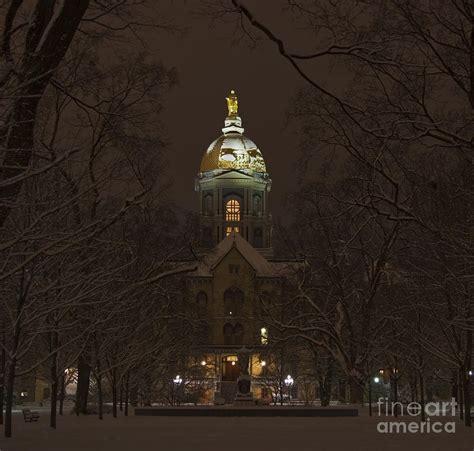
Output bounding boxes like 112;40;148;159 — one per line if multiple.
224;287;244;317
204;194;213;213
196;320;209;344
223;323;234;345
196;291;207;318
225;199;241;236
225;199;241;222
234;323;244;345
253;194;262;213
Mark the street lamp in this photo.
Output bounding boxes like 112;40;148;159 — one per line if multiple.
172;375;183;406
374;377;380;383
284;375;294;404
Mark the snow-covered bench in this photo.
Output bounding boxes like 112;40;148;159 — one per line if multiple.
22;408;40;422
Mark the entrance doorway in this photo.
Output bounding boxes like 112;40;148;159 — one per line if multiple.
222;356;240;381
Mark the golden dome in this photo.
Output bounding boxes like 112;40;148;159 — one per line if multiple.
200;133;266;173
200;90;266;173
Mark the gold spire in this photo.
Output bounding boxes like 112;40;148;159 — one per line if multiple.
226;90;238;117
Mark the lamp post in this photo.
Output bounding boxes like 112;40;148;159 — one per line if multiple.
172;375;183;406
284;375;294;405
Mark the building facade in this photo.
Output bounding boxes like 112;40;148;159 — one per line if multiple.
184;91;297;403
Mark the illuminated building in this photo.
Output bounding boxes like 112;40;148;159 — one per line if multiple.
185;91;299;403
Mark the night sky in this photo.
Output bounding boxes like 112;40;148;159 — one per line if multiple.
141;2;308;217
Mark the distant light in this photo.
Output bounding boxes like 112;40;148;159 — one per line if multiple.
284;375;294;386
469;370;473;376
229;311;233;315
231;361;236;366
379;369;384;374
20;392;28;397
201;360;206;366
261;327;268;345
261;360;266;367
173;375;183;385
374;377;380;383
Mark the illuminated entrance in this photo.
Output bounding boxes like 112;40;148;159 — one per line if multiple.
222;355;240;381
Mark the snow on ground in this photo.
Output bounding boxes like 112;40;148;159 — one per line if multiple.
1;410;472;451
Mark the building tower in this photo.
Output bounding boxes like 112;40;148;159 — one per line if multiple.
195;90;272;255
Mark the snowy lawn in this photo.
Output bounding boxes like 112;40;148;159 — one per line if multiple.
1;409;472;451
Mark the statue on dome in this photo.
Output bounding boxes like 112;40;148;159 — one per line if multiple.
226;90;238;116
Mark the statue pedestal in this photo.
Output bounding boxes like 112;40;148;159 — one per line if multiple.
234;375;254;405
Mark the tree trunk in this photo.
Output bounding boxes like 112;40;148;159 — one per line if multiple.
459;370;464;421
463;328;472;426
0;331;5;425
74;354;91;415
419;372;425;422
96;360;103;420
4;356;16;438
49;331;59;429
112;369;118;418
125;371;130;416
338;379;347;403
462;371;471;427
409;374;417;403
349;378;364;404
4;301;23;438
119;381;123;412
59;373;65;415
391;372;398;418
368;378;372;416
451;371;458;401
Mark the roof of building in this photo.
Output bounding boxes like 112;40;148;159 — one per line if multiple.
191;232;301;278
200;133;266;173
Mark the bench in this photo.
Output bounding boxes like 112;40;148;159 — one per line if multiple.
22;408;40;422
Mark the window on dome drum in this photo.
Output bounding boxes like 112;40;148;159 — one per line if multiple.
253;195;262;213
204;194;213;213
225;199;241;222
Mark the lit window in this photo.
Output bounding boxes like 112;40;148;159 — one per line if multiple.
225;199;241;222
226;226;240;236
261;327;268;345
